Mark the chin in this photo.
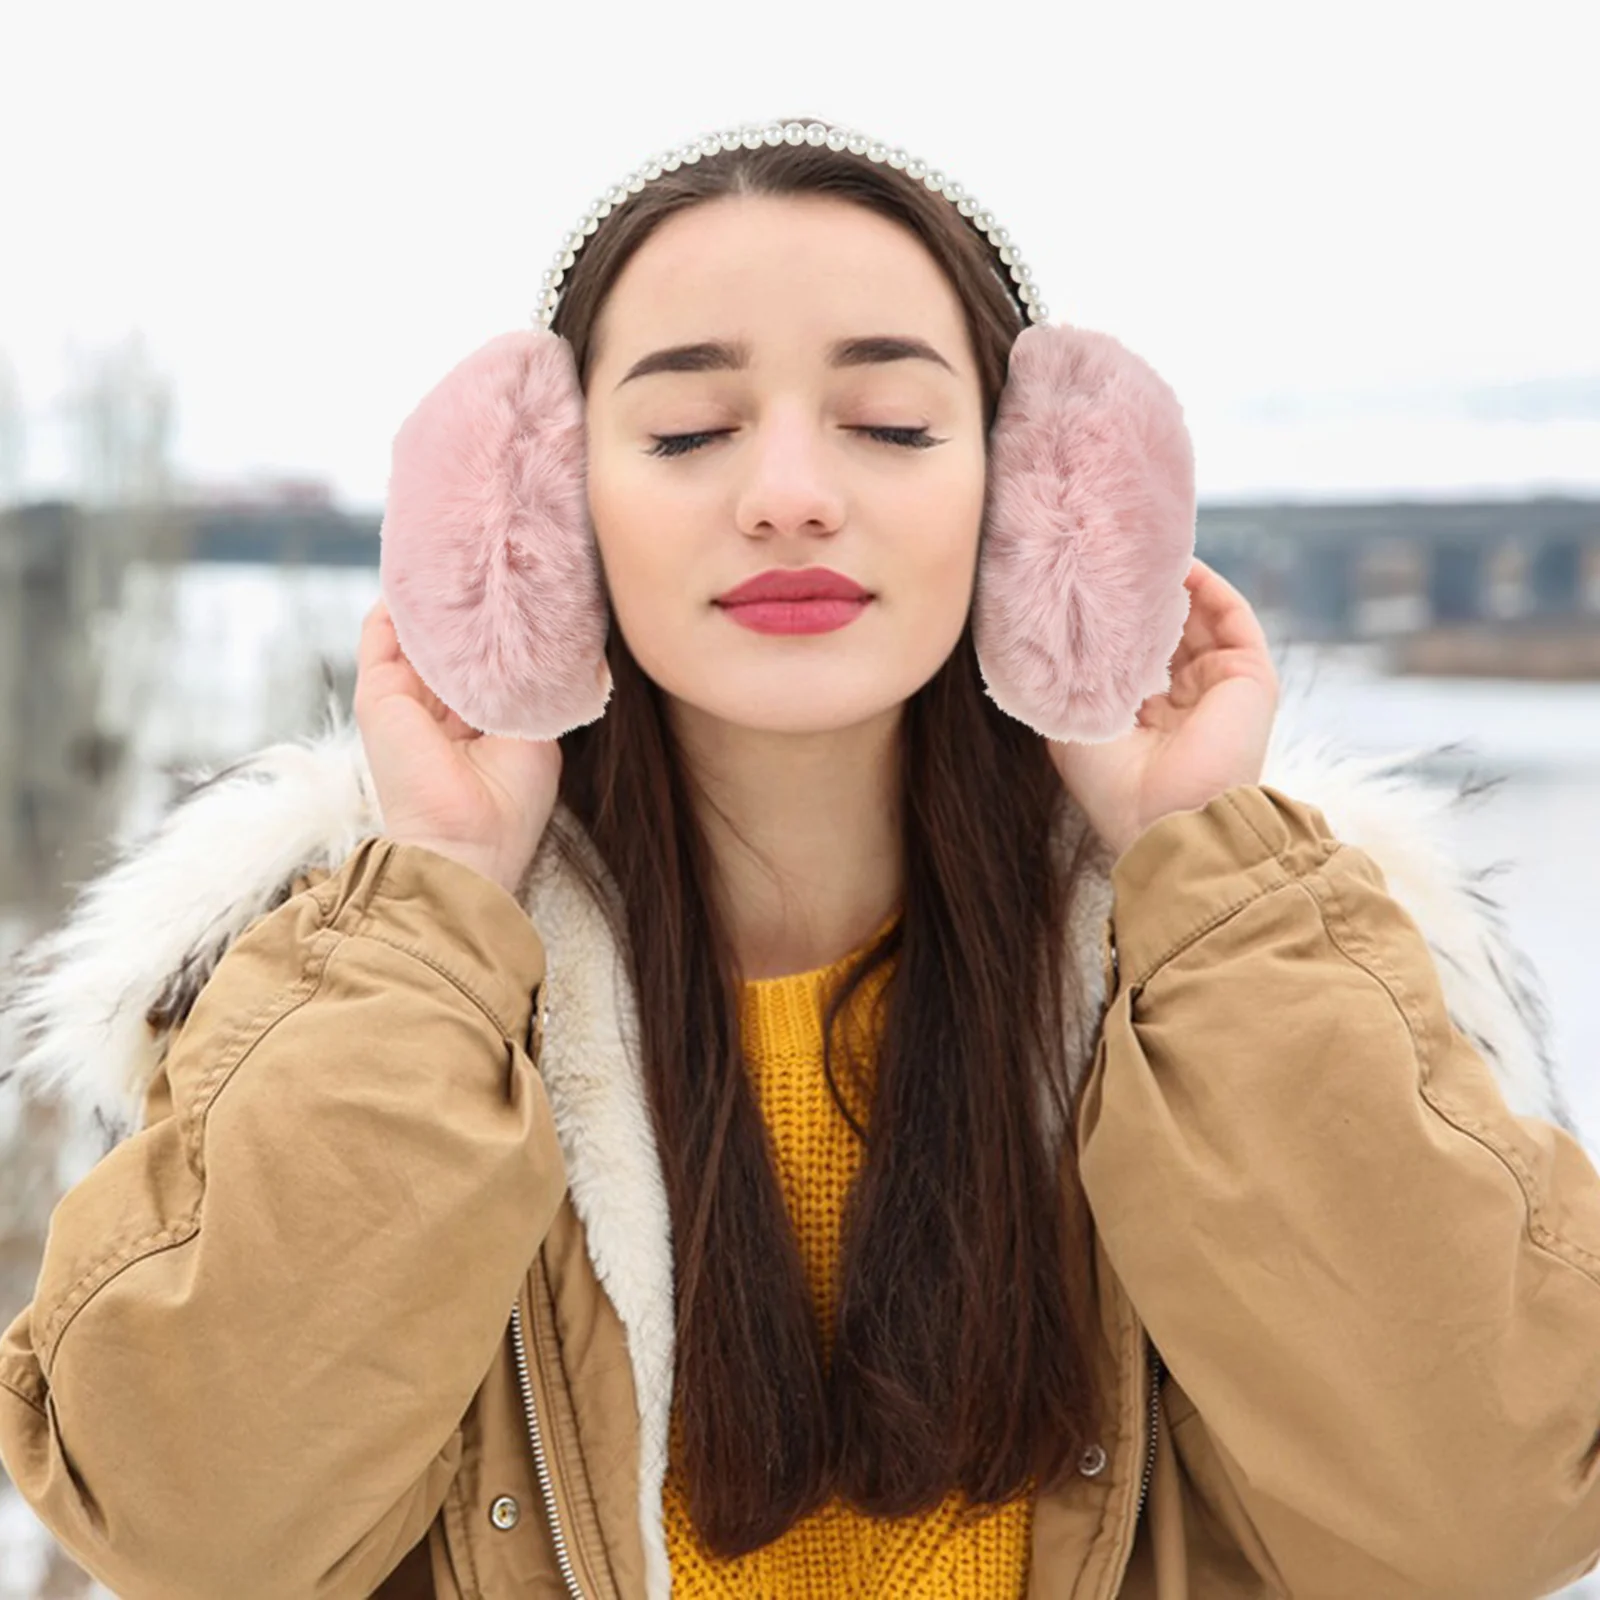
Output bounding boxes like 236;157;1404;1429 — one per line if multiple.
677;665;929;737
641;616;963;734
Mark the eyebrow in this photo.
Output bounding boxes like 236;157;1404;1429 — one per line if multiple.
614;334;955;389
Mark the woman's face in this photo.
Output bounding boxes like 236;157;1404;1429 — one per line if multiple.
583;193;989;736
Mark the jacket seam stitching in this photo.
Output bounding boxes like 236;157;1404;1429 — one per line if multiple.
0;1369;47;1418
443;1465;484;1598
348;929;525;1044
39;1219;201;1370
1307;857;1600;1292
182;929;342;1174
1126;867;1290;990
1122;792;1342;989
348;842;529;1040
1220;787;1285;858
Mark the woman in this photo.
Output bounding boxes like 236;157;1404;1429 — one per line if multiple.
3;118;1600;1599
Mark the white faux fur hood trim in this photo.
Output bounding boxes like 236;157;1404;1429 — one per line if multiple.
0;700;1579;1599
2;705;1575;1143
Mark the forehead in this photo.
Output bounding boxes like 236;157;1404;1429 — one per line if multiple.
592;193;970;369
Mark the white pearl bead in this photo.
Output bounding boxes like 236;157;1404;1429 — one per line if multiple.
886;148;907;168
846;132;868;153
764;124;785;145
906;159;926;179
825;129;848;150
741;128;764;149
784;121;805;143
956;198;975;216
867;142;886;162
805;121;827;144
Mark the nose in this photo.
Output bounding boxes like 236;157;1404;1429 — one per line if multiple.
732;406;848;540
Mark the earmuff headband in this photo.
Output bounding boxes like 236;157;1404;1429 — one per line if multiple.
378;117;1194;746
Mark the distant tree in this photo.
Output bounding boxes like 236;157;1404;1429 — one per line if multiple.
0;350;23;509
59;329;176;507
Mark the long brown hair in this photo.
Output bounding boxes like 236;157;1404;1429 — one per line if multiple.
545;123;1106;1557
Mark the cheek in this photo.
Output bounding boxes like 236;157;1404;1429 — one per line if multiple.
586;451;679;590
583;450;715;677
888;448;988;587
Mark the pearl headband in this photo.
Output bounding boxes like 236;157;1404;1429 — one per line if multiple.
533;118;1048;334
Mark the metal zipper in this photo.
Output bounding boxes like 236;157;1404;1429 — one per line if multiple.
1132;1336;1164;1527
509;1298;588;1600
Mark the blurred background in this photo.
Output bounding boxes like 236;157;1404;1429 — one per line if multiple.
2;0;1597;1593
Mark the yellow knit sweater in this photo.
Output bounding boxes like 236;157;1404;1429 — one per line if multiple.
661;918;1035;1597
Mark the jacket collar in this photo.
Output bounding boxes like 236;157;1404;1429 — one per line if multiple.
1;701;1574;1598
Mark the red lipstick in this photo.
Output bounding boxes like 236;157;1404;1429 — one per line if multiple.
714;566;874;636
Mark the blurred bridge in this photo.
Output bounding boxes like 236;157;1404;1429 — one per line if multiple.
1198;496;1600;674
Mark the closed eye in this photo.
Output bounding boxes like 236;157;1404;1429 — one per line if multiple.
646;425;941;459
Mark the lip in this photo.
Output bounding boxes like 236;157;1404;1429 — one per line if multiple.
715;566;872;606
719;597;870;635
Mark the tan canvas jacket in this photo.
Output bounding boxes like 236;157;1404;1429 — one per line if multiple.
2;714;1600;1599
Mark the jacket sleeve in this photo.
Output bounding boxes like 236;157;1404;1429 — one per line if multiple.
1077;782;1600;1600
0;836;568;1600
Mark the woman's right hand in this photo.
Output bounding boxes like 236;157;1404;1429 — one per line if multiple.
352;598;563;897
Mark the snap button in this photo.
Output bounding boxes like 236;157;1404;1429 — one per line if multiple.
1078;1442;1107;1477
489;1494;521;1530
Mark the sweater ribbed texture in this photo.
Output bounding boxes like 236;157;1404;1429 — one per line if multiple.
662;915;1034;1596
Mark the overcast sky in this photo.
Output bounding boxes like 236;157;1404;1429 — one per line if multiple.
2;0;1596;511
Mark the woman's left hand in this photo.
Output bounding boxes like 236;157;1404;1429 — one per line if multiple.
1046;557;1281;859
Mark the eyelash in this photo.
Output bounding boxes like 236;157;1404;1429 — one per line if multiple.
646;425;939;459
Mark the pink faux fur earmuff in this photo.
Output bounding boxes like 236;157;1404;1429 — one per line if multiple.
381;330;612;742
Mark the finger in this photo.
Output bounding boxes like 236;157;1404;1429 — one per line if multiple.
357;598;402;679
355;598;435;713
